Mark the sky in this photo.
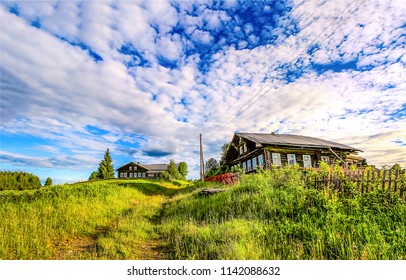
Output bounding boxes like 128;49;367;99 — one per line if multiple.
0;0;405;184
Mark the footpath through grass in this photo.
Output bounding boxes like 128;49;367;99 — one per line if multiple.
2;168;406;260
0;179;195;260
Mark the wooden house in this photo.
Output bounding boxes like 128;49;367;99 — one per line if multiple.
224;132;363;172
116;162;172;179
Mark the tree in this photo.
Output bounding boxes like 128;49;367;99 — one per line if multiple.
98;149;115;179
167;160;181;180
45;177;52;187
392;163;401;171
205;158;219;177
89;171;100;181
205;158;219;172
178;162;188;179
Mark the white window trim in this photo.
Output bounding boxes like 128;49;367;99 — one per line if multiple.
321;156;330;164
303;155;312;168
287;154;296;166
272;153;282;166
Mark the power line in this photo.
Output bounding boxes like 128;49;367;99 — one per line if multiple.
219;4;323;124
216;0;366;131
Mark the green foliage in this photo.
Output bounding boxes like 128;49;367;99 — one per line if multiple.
167;160;181;180
0;172;42;191
178;162;188;179
160;166;406;260
205;158;219;176
0;179;193;260
392;163;401;171
44;177;52;187
98;149;115;179
88;171;100;181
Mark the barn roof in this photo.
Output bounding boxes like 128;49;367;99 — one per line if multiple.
236;133;362;152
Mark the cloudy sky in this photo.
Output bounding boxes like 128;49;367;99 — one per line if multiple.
0;0;405;183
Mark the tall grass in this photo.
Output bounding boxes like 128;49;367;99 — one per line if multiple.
159;166;406;259
0;179;191;260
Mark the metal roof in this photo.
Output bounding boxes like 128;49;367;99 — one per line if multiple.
236;133;362;151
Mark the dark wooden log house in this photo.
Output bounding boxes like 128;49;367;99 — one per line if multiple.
224;132;364;173
116;162;172;179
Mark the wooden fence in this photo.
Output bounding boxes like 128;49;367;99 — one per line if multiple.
305;169;406;197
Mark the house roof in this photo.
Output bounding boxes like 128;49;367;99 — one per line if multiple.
116;162;173;172
142;164;169;171
235;133;362;152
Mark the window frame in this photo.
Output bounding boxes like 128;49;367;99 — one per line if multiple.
303;155;312;168
287;154;297;166
272;153;282;166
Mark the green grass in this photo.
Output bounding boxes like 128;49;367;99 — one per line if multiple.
2;169;405;260
159;167;406;260
0;179;196;260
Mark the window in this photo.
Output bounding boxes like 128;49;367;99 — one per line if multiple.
138;172;141;177
287;154;296;165
247;159;252;171
124;173;127;178
134;166;137;170
243;143;247;153
129;172;133;178
258;154;264;166
321;156;330;164
252;157;257;170
240;146;244;155
129;166;132;170
142;173;146;177
242;161;247;171
303;155;312;168
272;153;282;166
120;172;124;178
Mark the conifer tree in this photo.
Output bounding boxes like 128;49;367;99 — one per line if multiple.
45;177;52;187
98;149;115;179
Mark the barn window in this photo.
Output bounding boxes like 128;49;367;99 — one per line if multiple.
303;155;312;168
272;153;282;166
287;154;296;165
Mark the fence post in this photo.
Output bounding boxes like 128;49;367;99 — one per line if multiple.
366;170;370;193
394;169;399;192
388;169;392;191
382;169;386;190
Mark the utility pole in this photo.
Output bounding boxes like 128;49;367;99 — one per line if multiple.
200;133;204;182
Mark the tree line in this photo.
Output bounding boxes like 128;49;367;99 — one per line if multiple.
0;172;52;191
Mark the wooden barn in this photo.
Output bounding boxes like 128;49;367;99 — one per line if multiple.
224;132;364;173
116;162;171;179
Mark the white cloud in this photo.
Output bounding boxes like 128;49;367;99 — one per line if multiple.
0;0;405;181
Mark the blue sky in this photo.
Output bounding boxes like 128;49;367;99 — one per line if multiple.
1;0;405;183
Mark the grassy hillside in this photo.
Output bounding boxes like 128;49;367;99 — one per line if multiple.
159;167;406;260
0;179;196;259
1;169;405;260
